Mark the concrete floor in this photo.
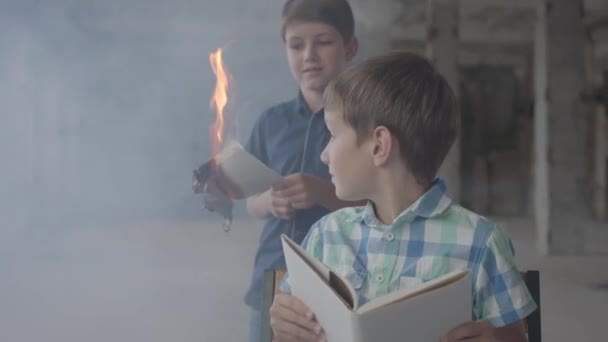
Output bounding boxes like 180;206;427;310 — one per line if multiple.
1;217;606;341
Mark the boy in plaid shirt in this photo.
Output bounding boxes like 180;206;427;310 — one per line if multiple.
270;52;537;342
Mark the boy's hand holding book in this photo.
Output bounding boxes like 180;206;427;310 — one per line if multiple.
441;320;526;342
440;321;496;342
270;306;503;342
269;295;502;342
269;304;507;342
270;293;326;342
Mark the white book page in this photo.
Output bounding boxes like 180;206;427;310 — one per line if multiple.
354;272;471;342
356;270;469;314
281;235;358;342
215;141;279;197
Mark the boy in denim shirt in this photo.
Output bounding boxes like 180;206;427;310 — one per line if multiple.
242;1;362;341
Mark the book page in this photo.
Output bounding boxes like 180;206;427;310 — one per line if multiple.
354;272;471;341
281;235;358;309
281;235;330;281
356;270;469;314
281;235;358;341
215;141;279;198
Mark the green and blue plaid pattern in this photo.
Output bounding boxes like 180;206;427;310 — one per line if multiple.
281;178;537;327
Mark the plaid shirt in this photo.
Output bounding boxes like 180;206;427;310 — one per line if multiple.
281;178;537;327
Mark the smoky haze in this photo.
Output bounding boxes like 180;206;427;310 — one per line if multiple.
0;0;299;341
1;0;296;225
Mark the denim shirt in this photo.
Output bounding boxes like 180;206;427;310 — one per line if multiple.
243;92;331;309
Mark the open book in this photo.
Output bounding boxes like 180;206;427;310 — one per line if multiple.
213;141;279;199
281;234;472;342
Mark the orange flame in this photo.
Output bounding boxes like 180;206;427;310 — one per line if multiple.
209;48;230;156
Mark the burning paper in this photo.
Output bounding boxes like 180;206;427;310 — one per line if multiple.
193;47;278;231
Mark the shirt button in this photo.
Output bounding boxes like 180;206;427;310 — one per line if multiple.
386;233;395;241
375;274;384;283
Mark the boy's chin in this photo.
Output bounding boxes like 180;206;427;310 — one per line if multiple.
300;79;329;93
334;187;359;202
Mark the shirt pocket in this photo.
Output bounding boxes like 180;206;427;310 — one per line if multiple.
397;256;453;289
416;256;453;281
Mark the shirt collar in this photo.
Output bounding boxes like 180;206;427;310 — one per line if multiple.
295;91;324;117
358;178;453;229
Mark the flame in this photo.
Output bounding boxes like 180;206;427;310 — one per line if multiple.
209;48;230;155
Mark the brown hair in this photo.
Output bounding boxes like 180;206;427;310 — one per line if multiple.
324;51;459;186
281;0;355;42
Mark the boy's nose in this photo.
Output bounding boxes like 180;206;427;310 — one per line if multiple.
320;145;329;165
304;46;319;61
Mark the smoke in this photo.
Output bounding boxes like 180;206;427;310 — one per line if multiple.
0;1;294;341
0;0;294;226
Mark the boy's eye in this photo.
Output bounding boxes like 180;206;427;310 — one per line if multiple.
289;43;303;50
318;40;333;46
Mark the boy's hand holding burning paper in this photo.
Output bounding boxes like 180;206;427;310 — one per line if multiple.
192;158;234;231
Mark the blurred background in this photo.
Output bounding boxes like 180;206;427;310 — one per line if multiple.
1;0;607;341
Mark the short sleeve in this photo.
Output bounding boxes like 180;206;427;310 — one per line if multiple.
473;227;538;327
244;113;269;166
278;220;324;293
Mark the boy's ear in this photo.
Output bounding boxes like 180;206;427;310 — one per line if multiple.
371;126;393;166
346;36;359;62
